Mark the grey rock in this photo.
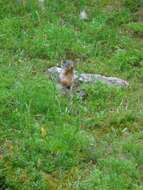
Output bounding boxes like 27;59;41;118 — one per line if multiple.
46;66;129;87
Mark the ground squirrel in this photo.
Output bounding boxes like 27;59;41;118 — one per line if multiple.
59;60;75;90
59;60;87;98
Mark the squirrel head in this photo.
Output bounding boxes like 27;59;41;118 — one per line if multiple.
62;60;75;71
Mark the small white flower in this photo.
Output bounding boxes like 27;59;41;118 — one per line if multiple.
80;10;88;20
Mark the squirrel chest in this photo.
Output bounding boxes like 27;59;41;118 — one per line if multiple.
59;68;74;89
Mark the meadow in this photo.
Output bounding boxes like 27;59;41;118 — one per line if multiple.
0;0;143;189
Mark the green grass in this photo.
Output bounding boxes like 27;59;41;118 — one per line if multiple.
127;22;143;34
0;0;143;189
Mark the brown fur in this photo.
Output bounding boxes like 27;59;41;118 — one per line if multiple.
59;65;74;88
